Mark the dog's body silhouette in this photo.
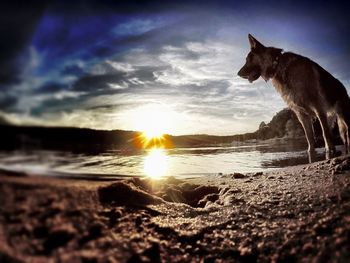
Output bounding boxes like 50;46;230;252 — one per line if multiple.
238;34;350;156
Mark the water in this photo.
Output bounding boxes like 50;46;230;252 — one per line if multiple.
0;139;345;179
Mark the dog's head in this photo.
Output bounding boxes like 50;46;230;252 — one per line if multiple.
238;34;282;82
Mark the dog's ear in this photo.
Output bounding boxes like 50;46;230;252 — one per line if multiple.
248;34;264;50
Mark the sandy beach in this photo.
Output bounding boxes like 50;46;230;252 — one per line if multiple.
1;155;350;263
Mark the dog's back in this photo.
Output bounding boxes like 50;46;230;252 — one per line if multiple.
273;52;350;117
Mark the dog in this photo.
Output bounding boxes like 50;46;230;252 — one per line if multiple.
238;34;350;157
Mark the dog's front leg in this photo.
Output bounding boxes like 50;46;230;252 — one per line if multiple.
294;111;315;153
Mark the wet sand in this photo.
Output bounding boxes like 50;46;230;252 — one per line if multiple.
1;155;350;262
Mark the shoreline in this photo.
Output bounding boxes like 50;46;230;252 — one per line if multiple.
1;155;350;262
0;140;347;181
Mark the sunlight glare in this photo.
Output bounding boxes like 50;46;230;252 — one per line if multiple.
143;125;164;140
131;106;175;149
144;148;168;179
133;107;172;139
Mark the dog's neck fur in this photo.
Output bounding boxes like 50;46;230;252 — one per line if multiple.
272;54;281;75
272;52;302;85
263;51;283;82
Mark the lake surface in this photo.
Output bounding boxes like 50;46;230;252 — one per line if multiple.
0;139;345;179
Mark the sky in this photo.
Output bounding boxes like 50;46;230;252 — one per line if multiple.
0;0;349;135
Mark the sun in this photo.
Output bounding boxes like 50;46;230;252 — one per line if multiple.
133;106;173;133
142;118;166;140
131;106;175;147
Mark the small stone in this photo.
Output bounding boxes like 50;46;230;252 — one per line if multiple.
142;242;161;263
204;256;216;263
257;242;264;250
185;245;192;252
108;208;122;226
254;172;263;176
335;237;345;247
232;172;245;179
33;225;49;238
44;224;76;252
89;222;104;238
314;224;331;235
302;242;313;253
135;216;142;226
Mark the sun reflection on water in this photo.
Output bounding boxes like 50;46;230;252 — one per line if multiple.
143;148;168;179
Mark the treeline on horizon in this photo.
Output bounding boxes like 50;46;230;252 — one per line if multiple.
0;108;342;152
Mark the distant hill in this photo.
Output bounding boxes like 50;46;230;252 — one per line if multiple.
252;108;341;145
255;108;304;140
0;125;139;152
0;108;342;152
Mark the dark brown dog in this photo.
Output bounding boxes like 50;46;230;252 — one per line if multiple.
238;34;350;155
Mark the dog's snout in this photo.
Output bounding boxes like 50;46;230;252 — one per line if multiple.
237;67;247;78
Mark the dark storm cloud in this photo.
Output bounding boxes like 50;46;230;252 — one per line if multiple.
71;64;165;93
0;0;47;86
133;66;161;82
30;98;74;117
61;64;85;76
29;94;137;117
46;0;219;15
48;0;349;17
84;102;140;112
73;73;127;92
46;0;171;15
35;82;67;94
84;104;117;111
29;94;91;117
0;95;18;110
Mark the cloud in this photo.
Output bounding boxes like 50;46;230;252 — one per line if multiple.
34;82;67;94
61;63;85;76
0;1;47;86
113;17;167;37
73;73;128;92
71;62;166;94
1;24;286;135
58;39;284;134
156;41;235;86
1;1;349;135
0;95;18;111
106;61;134;73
